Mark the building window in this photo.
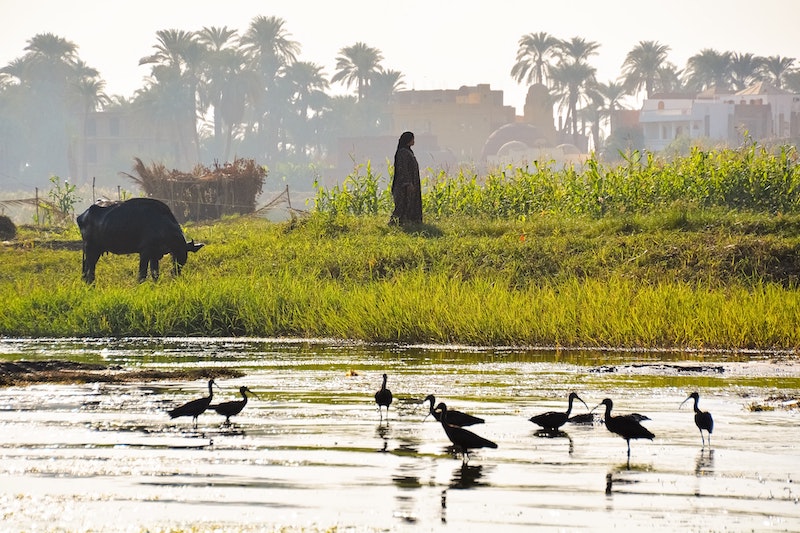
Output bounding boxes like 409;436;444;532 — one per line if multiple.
661;125;669;139
86;118;96;137
658;101;665;110
109;117;120;136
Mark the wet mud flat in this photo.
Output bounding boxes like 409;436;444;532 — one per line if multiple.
0;338;799;531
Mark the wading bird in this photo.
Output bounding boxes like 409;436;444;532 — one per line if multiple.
567;412;598;425
437;402;497;462
680;391;714;447
423;394;484;427
168;378;218;428
374;373;393;420
530;392;589;431
210;386;259;425
595;398;654;459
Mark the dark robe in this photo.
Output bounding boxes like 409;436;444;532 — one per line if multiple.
390;146;422;225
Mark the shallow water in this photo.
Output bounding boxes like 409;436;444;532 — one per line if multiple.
0;338;799;531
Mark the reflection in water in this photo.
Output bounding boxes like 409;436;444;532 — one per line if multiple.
450;463;486;489
605;462;646;496
695;448;715;476
3;338;800;531
441;464;489;524
376;423;389;452
533;429;575;455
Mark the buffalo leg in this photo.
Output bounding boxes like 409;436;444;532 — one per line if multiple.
82;248;101;283
138;254;150;282
149;256;160;281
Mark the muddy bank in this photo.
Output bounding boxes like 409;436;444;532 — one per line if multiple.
0;359;243;387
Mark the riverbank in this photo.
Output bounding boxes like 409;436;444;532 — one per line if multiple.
1;209;799;350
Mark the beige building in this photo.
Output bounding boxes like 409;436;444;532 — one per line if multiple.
389;84;516;161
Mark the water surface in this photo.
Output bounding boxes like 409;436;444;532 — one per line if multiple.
0;338;798;531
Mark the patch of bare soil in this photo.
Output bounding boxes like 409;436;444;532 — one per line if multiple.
0;360;244;387
745;393;800;412
1;239;82;251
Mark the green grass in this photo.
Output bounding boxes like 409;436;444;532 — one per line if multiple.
2;207;800;350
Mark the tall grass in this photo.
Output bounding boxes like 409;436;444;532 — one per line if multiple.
2;264;798;349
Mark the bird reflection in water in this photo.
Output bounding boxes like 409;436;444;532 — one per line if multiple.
450;463;485;489
695;448;715;476
441;464;488;524
605;462;646;496
533;429;575;455
376;423;389;452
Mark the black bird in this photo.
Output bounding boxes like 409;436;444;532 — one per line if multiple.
530;392;589;431
681;391;714;447
423;394;484;427
210;386;258;425
168;379;217;427
374;373;393;419
437;402;497;462
567;412;598;425
596;398;654;459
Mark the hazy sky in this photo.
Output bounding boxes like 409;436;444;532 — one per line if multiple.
2;0;798;112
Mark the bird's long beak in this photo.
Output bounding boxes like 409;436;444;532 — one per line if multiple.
590;402;602;413
246;388;260;399
578;397;589;411
679;397;690;409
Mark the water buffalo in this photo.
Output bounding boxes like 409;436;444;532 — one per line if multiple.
76;198;204;283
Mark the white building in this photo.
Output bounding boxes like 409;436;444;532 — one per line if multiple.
639;82;799;151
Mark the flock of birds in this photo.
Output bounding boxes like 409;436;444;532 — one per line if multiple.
166;373;714;462
375;374;714;461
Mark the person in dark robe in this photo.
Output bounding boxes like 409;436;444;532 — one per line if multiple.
389;131;422;225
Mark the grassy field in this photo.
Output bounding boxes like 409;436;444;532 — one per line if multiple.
1;208;799;350
2;143;800;350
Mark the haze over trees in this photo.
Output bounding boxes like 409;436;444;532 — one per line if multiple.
0;17;798;191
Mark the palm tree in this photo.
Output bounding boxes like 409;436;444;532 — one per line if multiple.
556;36;601;64
331;42;384;102
197;26;241;159
551;60;597;140
551;36;599;141
759;55;796;89
2;33;95;182
684;48;732;92
589;79;628;140
621;40;671;99
278;61;330;156
139;29;205;164
241;15;300;161
510;32;560;87
785;70;800;93
368;69;406;104
72;76;109;180
656;62;685;93
730;52;764;91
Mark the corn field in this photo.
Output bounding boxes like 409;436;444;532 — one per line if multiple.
314;143;800;218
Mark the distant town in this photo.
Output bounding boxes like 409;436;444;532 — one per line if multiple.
1;23;798;194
